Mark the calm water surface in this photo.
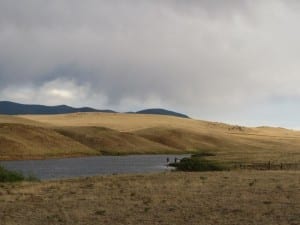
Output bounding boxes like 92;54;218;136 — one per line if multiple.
0;154;189;180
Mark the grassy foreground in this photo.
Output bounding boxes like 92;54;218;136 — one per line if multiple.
0;171;299;225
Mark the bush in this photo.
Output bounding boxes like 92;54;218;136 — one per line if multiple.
191;152;216;157
169;157;226;172
0;165;25;182
0;165;38;182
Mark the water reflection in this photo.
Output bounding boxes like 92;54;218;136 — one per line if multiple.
0;154;189;180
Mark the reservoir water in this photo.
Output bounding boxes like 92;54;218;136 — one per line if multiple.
0;154;189;180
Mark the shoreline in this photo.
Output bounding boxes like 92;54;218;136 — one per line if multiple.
0;152;191;162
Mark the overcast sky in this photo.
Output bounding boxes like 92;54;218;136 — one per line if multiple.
1;0;300;128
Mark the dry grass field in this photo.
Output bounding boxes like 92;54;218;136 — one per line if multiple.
1;113;300;225
0;123;98;160
54;126;178;155
0;112;300;162
0;171;299;225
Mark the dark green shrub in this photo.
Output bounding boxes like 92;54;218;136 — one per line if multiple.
0;165;39;182
0;166;25;182
169;157;226;172
191;152;216;157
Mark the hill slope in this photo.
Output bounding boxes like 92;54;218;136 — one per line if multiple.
0;112;300;162
0;123;98;160
55;126;179;155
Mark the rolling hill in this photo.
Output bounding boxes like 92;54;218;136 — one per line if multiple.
0;112;299;162
0;123;98;160
54;126;179;155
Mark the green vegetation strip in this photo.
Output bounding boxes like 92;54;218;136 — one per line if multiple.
0;165;38;182
169;155;228;172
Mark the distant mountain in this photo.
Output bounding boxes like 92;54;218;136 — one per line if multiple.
0;101;189;118
0;101;115;115
136;108;189;118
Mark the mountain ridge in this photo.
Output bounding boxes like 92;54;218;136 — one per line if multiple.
135;108;189;118
0;101;115;115
0;101;189;118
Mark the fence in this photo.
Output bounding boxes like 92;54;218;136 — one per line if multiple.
234;161;300;170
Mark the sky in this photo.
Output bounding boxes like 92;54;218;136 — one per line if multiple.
1;0;300;128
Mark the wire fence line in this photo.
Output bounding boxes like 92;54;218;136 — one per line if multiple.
234;162;300;170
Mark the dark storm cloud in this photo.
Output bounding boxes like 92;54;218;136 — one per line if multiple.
1;0;300;127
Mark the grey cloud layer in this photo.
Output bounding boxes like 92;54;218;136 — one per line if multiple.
1;0;300;126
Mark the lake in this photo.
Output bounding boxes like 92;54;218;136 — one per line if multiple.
0;154;189;180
